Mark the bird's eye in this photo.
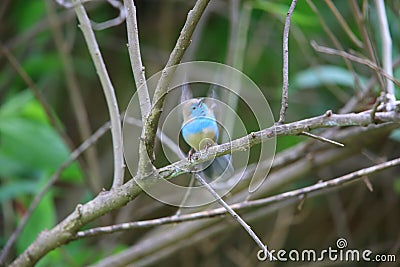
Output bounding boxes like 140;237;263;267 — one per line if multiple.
192;106;196;110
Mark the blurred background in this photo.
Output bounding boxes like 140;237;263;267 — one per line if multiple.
0;0;399;266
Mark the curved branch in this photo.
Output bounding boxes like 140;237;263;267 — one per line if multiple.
71;0;124;188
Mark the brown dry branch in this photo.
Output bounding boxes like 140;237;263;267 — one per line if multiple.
278;0;297;124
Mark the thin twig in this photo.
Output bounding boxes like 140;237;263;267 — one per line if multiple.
278;0;297;124
0;121;111;265
340;56;400;114
374;0;396;110
311;41;400;87
350;0;385;91
370;95;384;123
174;175;196;217
363;177;374;192
74;156;400;237
71;0;124;188
91;0;126;30
193;173;275;260
324;0;363;48
299;131;344;147
307;0;362;95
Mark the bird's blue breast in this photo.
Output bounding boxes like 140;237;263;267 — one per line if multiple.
182;116;219;151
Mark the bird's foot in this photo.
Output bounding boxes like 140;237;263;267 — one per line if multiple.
187;148;195;161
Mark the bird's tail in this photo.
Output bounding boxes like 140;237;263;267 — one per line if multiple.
202;154;234;185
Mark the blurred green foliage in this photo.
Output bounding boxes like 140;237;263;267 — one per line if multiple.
0;90;83;265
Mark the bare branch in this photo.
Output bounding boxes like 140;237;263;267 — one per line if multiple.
278;0;297;124
157;110;400;181
55;0;126;30
123;0;151;120
324;0;363;48
350;0;385;90
91;0;126;30
299;131;345;147
307;0;362;95
123;0;154;177
71;0;124;188
193;173;275;260
374;0;396;110
311;41;400;88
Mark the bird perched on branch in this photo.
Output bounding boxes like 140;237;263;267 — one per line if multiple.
181;83;233;182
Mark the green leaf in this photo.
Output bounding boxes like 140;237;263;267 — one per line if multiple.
0;90;48;123
0;151;29;179
252;0;318;27
0;181;37;202
292;65;368;90
0;118;69;172
0;91;33;119
0;91;82;183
